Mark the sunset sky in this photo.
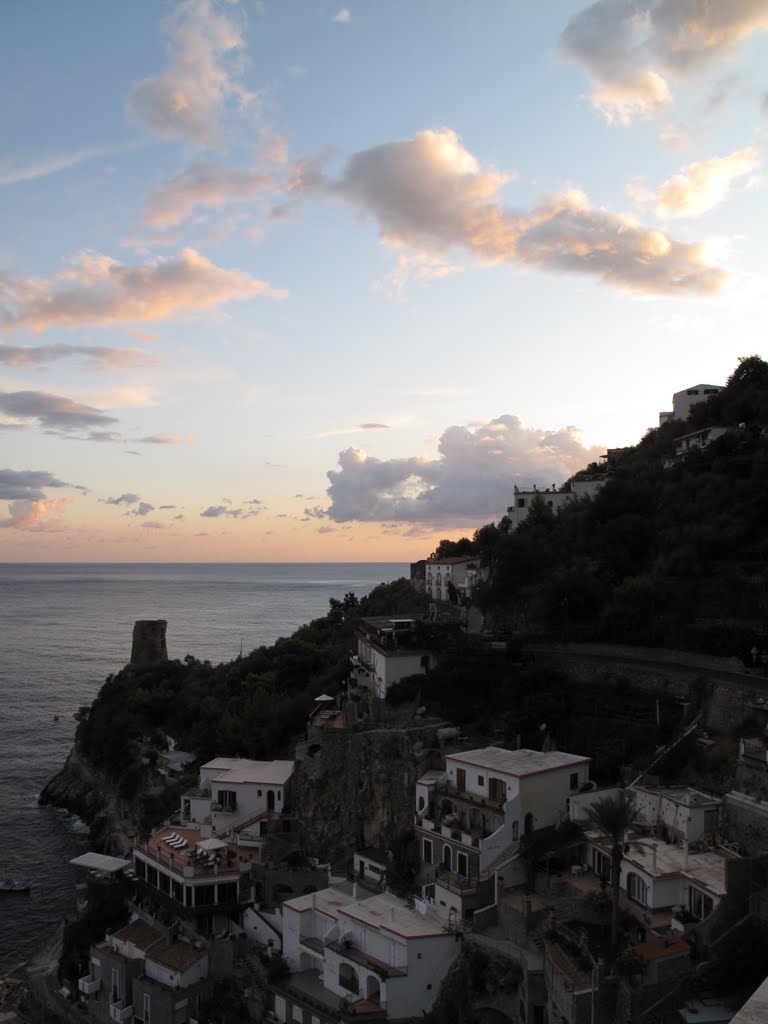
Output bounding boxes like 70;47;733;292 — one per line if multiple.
2;0;767;562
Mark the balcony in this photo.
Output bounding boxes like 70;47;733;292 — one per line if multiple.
78;975;101;995
326;940;407;979
109;1000;133;1023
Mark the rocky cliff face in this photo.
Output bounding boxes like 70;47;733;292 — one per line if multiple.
293;723;442;861
39;744;134;855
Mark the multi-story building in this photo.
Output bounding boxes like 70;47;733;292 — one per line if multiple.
78;919;211;1024
506;477;605;531
352;617;435;700
415;747;591;922
659;383;723;425
277;883;461;1023
424;556;484;604
180;757;294;835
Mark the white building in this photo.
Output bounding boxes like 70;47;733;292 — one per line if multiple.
659;383;723;425
415;747;591;921
180;757;294;833
664;425;728;466
424;556;484;604
280;884;461;1020
352;618;435;700
506;478;605;531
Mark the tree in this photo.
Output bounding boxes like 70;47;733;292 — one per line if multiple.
583;790;637;959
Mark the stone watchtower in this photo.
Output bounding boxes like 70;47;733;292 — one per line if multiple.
130;619;168;667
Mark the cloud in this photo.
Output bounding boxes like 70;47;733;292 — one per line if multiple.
330;129;726;296
0;248;286;333
360;422;389;430
124;502;155;517
628;144;761;218
324;414;604;524
141;521;168;529
303;505;328;519
0;142;140;187
0;468;86;501
128;0;255;146
0;389;117;432
333;9;351;23
560;0;768;122
136;434;184;444
0;342;161;372
0;497;71;530
102;493;141;506
144;162;274;227
200;503;259;518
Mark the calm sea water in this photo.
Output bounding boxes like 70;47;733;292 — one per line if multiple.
0;562;407;975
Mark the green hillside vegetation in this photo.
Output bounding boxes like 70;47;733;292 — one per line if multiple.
443;356;768;656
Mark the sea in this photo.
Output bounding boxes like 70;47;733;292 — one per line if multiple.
0;562;407;976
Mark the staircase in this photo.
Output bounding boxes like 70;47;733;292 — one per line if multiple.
479;839;520;880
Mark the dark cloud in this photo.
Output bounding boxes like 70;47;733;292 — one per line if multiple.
124;502;155;517
0;389;117;431
102;493;141;506
303;505;328;519
199;504;259;519
0;468;85;501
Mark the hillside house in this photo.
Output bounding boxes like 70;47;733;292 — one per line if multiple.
659;384;723;426
78;919;211;1024
352;617;435;700
180;757;294;834
663;426;728;466
415;747;591;921
506;478;605;531
278;883;461;1023
424;556;484;604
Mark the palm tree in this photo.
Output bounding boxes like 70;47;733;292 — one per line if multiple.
583;790;637;959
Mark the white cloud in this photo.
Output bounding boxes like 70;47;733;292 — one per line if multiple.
128;0;255;146
561;0;768;122
144;161;274;227
333;9;351;23
654;145;761;217
331;129;726;296
0;497;71;530
325;414;605;524
0;248;286;333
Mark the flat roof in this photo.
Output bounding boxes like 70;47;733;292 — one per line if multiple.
148;943;207;972
202;758;294;785
448;747;590;777
339;891;452;939
284;882;356;918
70;852;132;873
111;920;164;951
591;836;733;893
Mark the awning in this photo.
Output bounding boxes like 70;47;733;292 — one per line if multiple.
69;852;132;873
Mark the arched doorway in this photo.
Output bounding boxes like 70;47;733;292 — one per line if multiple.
366;977;381;1005
442;845;452;870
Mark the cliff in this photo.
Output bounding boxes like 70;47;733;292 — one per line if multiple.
39;744;135;856
289;723;442;861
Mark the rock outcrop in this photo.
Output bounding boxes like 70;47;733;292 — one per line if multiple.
39;745;134;855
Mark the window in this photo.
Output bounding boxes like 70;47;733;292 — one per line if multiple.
689;888;714;920
489;777;505;802
517;498;526;508
570;773;578;790
339;963;359;995
592;849;611;882
687;389;699;395
477;775;485;787
143;993;151;1024
627;873;648;906
292;1005;303;1023
457;852;468;878
456;768;466;791
218;789;237;810
443;845;452;870
111;968;120;1004
275;996;287;1022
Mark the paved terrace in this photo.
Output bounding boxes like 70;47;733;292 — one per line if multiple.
135;826;263;878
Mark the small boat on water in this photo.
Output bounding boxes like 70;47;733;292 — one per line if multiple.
0;880;31;893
